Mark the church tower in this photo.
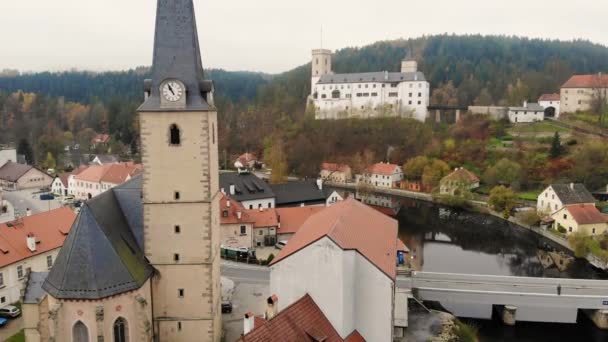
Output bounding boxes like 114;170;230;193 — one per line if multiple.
138;0;221;341
311;49;332;93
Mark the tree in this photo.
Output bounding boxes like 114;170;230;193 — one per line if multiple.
17;138;34;165
483;158;522;188
589;76;608;128
41;152;56;171
264;136;288;184
488;185;518;217
431;81;459;106
422;159;450;189
549;132;564;159
403;156;429;180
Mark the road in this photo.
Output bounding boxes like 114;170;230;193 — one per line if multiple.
2;189;63;216
0;316;23;341
221;261;270;284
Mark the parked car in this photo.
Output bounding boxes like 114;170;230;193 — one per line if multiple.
221;301;233;314
0;305;21;318
39;193;55;201
275;241;288;250
0;317;7;327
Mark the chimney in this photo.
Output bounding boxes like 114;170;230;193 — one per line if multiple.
523;100;528;108
265;294;279;319
237;211;242;220
230;184;236;196
26;208;32;217
244;312;255;335
227;200;231;208
26;234;36;252
570;183;575;190
316;178;323;190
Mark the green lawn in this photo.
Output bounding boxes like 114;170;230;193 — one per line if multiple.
519;191;540;201
509;121;570;134
6;330;25;342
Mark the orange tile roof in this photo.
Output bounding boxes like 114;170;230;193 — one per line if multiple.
0;207;76;268
366;162;400;176
219;194;255;225
271;198;399;280
276;206;326;235
321;163;351;173
246;208;279;228
239;294;363;342
100;163;142;184
564;204;608;225
539;93;560;102
561;74;608;89
442;167;479;183
74;165;112;183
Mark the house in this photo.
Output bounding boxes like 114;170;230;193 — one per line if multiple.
439;167;480;196
0;161;53;191
0;207;75;309
508;101;545;123
270;179;332;207
90;133;110;149
51;166;87;197
538;93;561;118
71;163;142;200
560;73;608;114
90;154;119;165
0;149;17;168
320;162;352;183
220;194;255;249
275;206;325;241
400;180;431;193
537;183;596;215
220;171;276;209
310;49;430;122
360;162;403;189
248;208;280;247
238;294;365;342
269;198;408;341
551;204;608;235
234;153;261;170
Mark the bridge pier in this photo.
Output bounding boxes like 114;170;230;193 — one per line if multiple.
586;309;608;330
435;109;441;123
455;109;461;122
501;305;517;326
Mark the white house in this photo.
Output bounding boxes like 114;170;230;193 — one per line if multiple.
310;49;430;122
537;183;596;215
0;207;75;308
560;73;608;114
551;204;608;235
71;163;142;200
360;162;404;189
538;93;561;118
508;101;545;123
270;198;407;341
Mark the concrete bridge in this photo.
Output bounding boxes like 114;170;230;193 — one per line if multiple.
397;271;608;329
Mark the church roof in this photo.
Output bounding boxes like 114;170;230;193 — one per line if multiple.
138;0;212;112
43;176;153;300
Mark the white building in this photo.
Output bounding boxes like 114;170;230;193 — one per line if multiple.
560;73;608;114
270;198;407;341
310;49;430;121
508;101;545;123
0;149;17;168
537;183;596;215
538;93;561;118
0;207;75;308
70;163;141;200
360;162;404;189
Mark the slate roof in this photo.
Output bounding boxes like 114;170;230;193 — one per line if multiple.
239;293;362;342
561;74;608;89
270;181;327;207
0;161;33;182
24;272;49;304
220;172;275;202
138;0;211;112
317;71;426;85
43;175;153;300
509;103;545;111
551;183;596;205
271;198;399;280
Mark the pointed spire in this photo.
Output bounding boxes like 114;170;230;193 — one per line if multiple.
139;0;214;112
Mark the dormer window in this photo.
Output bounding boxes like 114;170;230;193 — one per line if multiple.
170;124;181;146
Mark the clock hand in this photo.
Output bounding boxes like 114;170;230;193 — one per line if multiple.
168;84;175;95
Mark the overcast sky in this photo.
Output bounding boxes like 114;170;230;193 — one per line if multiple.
1;0;607;74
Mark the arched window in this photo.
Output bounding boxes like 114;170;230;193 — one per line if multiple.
73;321;89;342
113;317;129;342
170;124;181;145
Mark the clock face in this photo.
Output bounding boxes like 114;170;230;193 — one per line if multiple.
161;81;184;102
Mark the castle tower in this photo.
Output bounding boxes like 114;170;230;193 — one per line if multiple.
138;0;221;341
401;50;418;73
311;49;332;93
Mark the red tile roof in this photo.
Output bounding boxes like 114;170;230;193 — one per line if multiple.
271;198;399;280
74;163;142;184
561;74;608;89
366;162;400;176
276;206;326;235
564;204;608;225
442;168;479;183
0;207;76;268
321;163;351;173
246;208;279;228
239;294;364;342
57;173;71;188
539;93;560;102
219;194;255;225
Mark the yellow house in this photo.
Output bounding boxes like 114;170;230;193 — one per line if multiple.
551;204;608;236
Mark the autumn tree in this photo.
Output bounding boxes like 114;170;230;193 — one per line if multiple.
589;75;608;127
403;156;430;180
488;185;518;218
483;158;522;188
422;159;450;189
264;136;288;184
41;152;56;171
431;81;459;106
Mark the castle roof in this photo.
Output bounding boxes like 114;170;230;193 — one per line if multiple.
317;71;426;85
561;74;608;89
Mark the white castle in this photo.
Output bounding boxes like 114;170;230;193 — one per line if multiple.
309;49;430;121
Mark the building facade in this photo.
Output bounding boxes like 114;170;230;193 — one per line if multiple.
560;73;608;113
320;162;352;183
0;162;52;191
360;162;404;189
439;167;480;196
0;149;17;168
551;204;608;235
538;93;561;118
508;101;545;123
537;183;596;215
310;50;430;121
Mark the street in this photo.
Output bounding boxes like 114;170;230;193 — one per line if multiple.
221;261;270;284
0;316;23;341
2;189;63;216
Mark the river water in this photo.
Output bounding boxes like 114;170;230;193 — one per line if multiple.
341;190;608;341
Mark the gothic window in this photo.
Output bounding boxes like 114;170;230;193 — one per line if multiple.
170;124;181;146
113;317;129;342
73;321;89;342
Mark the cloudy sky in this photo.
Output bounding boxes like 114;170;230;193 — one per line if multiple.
1;0;606;74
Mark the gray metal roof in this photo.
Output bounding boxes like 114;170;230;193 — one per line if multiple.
551;184;596;205
509;103;545;111
0;161;33;182
270;181;327;207
138;0;211;112
220;172;275;202
24;272;49;304
43;176;153;300
317;71;426;85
